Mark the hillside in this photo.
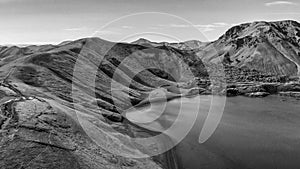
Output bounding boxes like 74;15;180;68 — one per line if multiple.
197;20;300;76
0;37;208;169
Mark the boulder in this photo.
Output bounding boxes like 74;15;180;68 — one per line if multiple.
244;92;270;97
237;85;265;94
226;88;239;97
260;83;278;94
278;82;300;92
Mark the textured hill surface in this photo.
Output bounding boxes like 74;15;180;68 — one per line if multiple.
197;20;300;76
0;37;209;169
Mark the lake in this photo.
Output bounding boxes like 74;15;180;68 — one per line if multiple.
125;95;300;169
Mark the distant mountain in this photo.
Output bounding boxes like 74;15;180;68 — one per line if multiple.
131;38;154;47
198;20;300;76
132;38;206;50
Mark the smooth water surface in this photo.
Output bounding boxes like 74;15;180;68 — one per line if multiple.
126;95;300;169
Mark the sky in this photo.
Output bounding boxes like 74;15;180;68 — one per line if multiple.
0;0;299;44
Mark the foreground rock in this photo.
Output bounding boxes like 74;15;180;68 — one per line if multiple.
0;81;165;169
0;97;165;169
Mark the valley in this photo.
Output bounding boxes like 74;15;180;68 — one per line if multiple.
0;20;300;169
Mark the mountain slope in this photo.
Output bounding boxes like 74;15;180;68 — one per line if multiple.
0;37;209;169
197;20;300;76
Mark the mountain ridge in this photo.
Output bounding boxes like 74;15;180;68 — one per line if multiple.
195;20;300;76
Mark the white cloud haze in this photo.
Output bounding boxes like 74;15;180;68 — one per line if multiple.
265;1;298;6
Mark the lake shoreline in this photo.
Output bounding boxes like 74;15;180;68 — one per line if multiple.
123;117;180;169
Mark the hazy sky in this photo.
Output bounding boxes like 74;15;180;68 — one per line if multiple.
0;0;299;44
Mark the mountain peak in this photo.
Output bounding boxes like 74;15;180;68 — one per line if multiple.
132;38;153;44
219;20;300;44
201;20;300;76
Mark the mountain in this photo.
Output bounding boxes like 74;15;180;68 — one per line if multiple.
0;37;209;169
133;21;300;77
132;38;206;50
197;20;300;76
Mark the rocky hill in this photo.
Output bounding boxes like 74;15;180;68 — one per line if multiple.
197;20;300;76
0;37;209;169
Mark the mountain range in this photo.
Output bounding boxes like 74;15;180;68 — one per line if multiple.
134;20;300;76
0;20;300;169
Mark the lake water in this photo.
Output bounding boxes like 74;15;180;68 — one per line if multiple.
126;95;300;169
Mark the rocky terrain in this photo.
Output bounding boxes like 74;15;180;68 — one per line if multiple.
197;20;300;76
0;82;170;169
0;20;300;169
